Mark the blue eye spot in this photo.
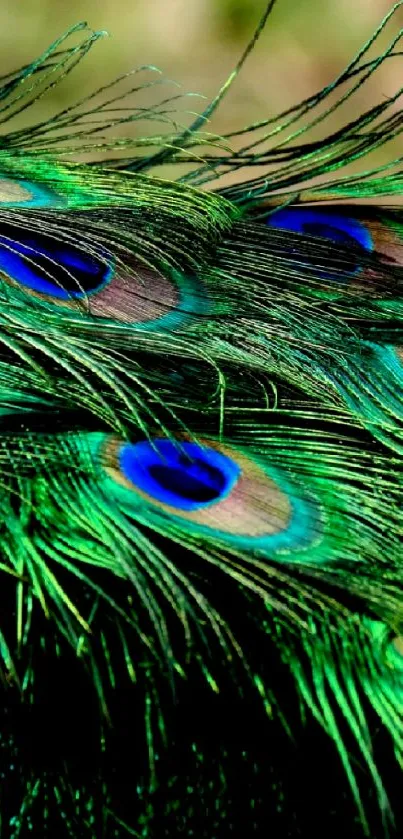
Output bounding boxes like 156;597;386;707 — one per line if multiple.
0;224;112;299
266;208;373;280
119;439;241;511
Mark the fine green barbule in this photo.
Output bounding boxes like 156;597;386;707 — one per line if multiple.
1;5;403;838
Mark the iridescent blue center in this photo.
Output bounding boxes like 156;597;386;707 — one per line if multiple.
0;224;112;298
266;208;373;280
119;439;241;511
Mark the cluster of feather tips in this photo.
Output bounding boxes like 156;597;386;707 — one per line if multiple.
1;9;403;838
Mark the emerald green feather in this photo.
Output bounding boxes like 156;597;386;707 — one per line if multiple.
0;4;403;838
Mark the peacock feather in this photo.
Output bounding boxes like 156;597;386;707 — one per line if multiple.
1;4;403;837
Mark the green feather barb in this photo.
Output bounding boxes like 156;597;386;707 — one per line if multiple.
0;4;403;838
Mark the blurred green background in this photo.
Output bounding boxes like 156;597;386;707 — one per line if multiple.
1;0;403;166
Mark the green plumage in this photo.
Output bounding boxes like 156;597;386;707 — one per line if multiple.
1;4;403;837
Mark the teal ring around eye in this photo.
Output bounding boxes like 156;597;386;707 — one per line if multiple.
0;177;66;208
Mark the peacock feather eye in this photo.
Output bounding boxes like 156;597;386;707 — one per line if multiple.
0;221;207;329
266;207;373;280
101;434;323;558
266;207;373;251
0;177;65;208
